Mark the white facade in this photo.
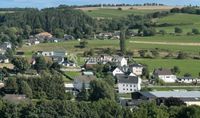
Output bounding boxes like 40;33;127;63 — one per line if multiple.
178;78;199;83
130;66;143;76
64;83;74;92
158;75;177;83
41;51;54;56
119;58;127;67
112;68;124;76
118;78;141;93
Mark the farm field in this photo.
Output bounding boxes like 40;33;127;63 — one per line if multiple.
19;35;200;56
84;8;166;18
135;58;200;77
156;13;200;33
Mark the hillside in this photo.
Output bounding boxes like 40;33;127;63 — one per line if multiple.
156;13;200;33
84;8;166;18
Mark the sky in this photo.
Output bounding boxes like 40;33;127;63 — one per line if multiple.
0;0;200;8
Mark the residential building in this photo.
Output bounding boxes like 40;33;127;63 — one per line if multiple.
50;38;64;43
64;83;74;92
38;51;67;57
3;94;28;104
35;32;53;40
0;42;12;50
64;34;75;40
129;64;143;76
83;71;94;76
73;75;96;91
112;56;127;67
27;37;40;45
0;55;9;63
177;77;199;83
132;91;200;106
62;60;76;67
85;58;98;69
112;67;124;76
117;74;141;93
153;68;177;83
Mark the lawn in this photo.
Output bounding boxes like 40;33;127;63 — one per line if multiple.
84;8;166;18
133;35;200;43
65;71;81;78
135;58;200;77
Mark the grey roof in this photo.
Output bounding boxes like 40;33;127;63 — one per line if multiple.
0;55;8;60
74;75;96;83
53;51;66;57
117;75;139;84
129;63;143;68
154;68;173;75
140;91;200;98
86;58;97;64
112;56;125;62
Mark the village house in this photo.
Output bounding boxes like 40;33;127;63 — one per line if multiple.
3;94;28;104
112;56;128;67
49;37;64;43
37;51;67;57
64;83;74;93
112;67;125;76
64;34;75;40
153;68;177;83
117;74;141;93
73;75;96;91
85;58;98;69
0;42;12;51
0;55;9;63
35;32;53;40
177;77;200;83
82;71;94;76
130;91;200;106
97;32;113;39
62;60;76;67
27;37;40;45
129;64;143;76
99;54;113;64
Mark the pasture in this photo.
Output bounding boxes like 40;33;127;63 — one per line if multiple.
19;35;200;56
156;13;200;33
135;58;200;77
84;8;166;18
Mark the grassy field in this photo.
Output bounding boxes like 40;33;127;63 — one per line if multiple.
19;35;200;56
0;11;14;14
84;8;166;18
156;13;200;33
135;58;200;77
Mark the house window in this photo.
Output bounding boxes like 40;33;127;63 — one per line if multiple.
134;85;136;87
130;85;132;87
127;89;128;91
126;84;128;87
123;88;125;90
130;89;132;91
123;84;125;86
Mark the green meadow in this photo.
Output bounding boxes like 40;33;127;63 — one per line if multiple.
135;58;200;77
84;8;165;18
156;13;200;33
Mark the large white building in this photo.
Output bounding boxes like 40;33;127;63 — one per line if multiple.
153;68;177;83
117;74;141;93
